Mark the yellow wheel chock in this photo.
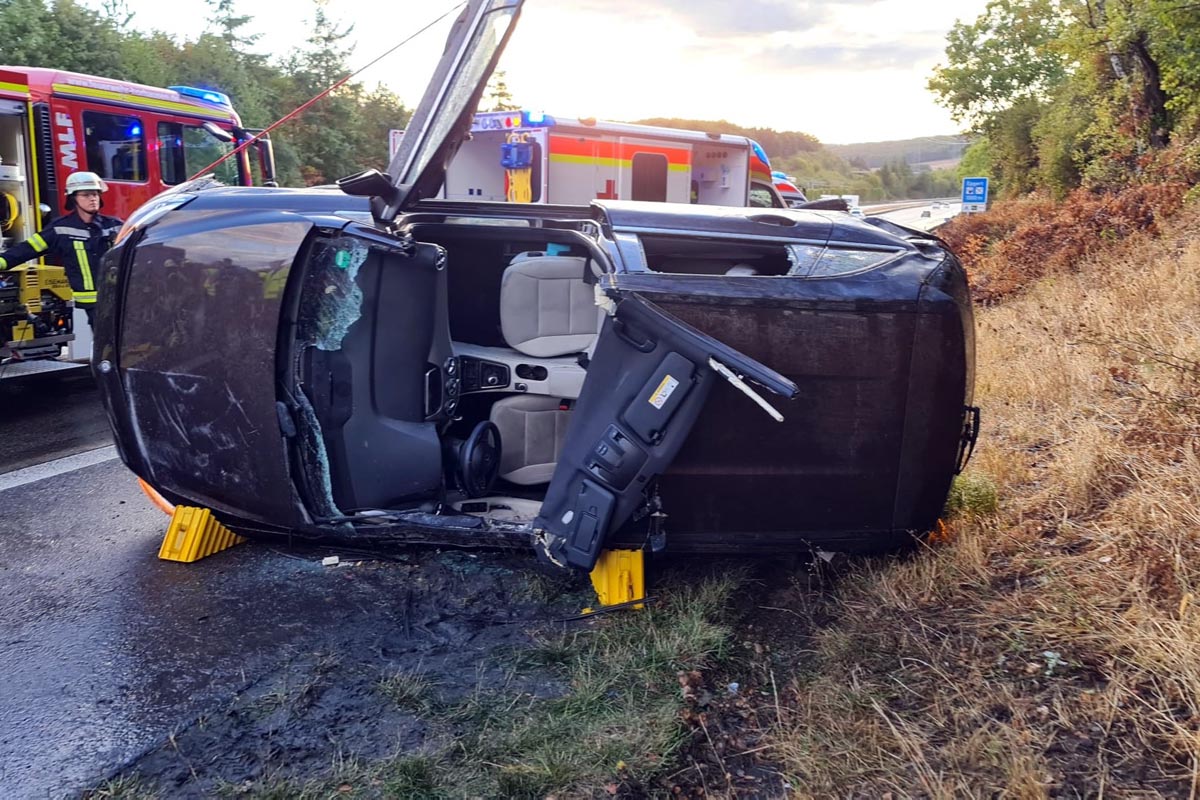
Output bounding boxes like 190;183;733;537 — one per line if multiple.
584;549;646;613
158;506;245;563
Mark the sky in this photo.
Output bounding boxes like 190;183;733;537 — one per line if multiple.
92;0;991;145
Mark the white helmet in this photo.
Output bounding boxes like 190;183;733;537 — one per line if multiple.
64;171;108;195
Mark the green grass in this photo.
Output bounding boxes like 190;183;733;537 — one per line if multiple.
378;667;438;714
944;471;999;517
81;776;157;800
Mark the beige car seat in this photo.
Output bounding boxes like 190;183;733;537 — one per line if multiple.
489;253;601;485
499;253;600;357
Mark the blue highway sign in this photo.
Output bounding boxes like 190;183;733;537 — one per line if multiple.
962;177;989;212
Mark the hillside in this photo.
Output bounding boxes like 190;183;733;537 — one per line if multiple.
826;135;972;169
631;116;821;161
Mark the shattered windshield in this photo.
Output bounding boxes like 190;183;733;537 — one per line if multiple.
390;0;519;194
296;236;369;352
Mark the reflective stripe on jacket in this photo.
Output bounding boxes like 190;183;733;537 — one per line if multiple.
0;212;124;306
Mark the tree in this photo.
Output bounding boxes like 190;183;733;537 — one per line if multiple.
481;70;518;112
987;98;1043;196
927;0;1069;128
206;0;258;49
1069;0;1171;149
352;84;411;171
276;0;358;183
0;0;124;75
957;139;995;182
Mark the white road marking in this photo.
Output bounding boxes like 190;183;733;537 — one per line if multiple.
0;445;119;492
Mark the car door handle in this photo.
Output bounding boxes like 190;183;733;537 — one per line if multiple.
747;214;797;227
612;318;656;353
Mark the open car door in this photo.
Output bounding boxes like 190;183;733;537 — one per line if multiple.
339;0;523;220
535;292;798;571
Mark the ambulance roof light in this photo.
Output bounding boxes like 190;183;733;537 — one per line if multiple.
750;140;771;168
519;110;554;127
169;85;233;108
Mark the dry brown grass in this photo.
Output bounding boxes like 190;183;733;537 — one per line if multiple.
770;204;1200;796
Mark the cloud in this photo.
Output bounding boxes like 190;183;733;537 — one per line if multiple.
557;0;882;36
760;39;942;72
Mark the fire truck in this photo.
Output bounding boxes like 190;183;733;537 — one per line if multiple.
0;66;275;379
442;111;786;208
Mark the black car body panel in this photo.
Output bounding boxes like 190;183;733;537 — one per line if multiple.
585;203;972;553
535;292;798;571
97;203;317;525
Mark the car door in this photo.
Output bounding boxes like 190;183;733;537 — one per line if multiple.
534;290;798;571
344;0;523;221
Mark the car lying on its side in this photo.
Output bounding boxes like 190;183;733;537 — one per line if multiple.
92;0;978;572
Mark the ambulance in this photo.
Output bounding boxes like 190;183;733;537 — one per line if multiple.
441;110;786;208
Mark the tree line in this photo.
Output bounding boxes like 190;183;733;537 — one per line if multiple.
1;0;411;187
928;0;1200;199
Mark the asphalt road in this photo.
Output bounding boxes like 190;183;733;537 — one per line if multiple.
0;370;112;474
874;201;963;231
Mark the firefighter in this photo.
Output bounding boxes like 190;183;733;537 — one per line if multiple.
0;171;125;325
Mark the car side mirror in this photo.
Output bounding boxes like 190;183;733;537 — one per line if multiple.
794;198;849;212
338;170;398;203
201;122;235;143
339;170;403;226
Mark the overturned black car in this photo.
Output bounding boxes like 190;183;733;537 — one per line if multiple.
93;0;977;572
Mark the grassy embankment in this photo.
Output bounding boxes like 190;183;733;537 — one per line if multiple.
770;185;1200;795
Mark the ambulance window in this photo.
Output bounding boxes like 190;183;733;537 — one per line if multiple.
158;122;239;186
748;184;776;208
631;153;668;202
84;112;146;183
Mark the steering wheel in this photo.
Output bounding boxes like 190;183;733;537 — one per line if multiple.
458;421;501;498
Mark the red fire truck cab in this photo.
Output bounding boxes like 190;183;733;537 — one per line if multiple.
0;66;274;229
0;67;275;374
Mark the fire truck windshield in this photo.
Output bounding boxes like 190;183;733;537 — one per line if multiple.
157;122;240;186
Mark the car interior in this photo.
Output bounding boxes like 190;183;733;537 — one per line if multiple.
296;221;615;523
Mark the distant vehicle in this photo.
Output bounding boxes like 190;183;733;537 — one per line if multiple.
94;0;978;573
849;206;865;218
444;111;786;208
920;209;932;218
771;170;807;208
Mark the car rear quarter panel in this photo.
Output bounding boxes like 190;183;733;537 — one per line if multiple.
605;250;971;551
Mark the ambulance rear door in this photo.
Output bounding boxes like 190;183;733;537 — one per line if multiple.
692;142;749;207
615;136;691;204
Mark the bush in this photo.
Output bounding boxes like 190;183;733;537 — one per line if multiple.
944;472;999;517
939;182;1190;303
